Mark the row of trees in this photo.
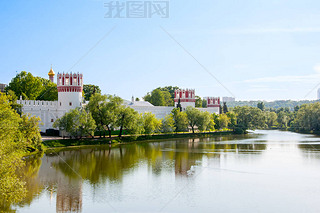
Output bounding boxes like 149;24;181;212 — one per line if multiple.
54;93;242;138
6;71;101;102
291;102;320;132
0;93;42;209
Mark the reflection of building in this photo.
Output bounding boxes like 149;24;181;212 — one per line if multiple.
0;83;7;92
56;180;82;213
39;153;83;212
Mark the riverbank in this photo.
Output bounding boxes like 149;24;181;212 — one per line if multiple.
42;131;235;148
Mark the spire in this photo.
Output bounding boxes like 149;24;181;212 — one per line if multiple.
48;65;55;83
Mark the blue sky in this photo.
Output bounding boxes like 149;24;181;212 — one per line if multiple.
1;0;320;101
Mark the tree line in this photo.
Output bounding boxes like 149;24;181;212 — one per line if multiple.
53;93;242;138
55;94;320;138
5;71;101;102
0;93;42;210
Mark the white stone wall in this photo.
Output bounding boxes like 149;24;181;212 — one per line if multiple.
128;105;220;119
130;106;175;119
58;92;83;110
175;102;195;110
197;107;220;114
17;100;64;132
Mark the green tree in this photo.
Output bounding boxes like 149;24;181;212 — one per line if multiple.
202;99;207;108
291;103;320;132
226;111;237;130
185;106;201;133
142;112;162;135
53;108;96;138
0;93;42;210
277;111;288;129
87;94;122;138
6;71;58;101
83;84;101;101
233;106;265;132
6;90;22;114
197;111;212;132
36;77;58;101
223;102;228;113
265;111;278;128
156;86;180;100
116;106;142;138
218;114;230;129
6;71;43;100
212;113;220;130
257;102;265;111
161;114;175;133
195;96;203;108
171;108;188;133
143;86;180;106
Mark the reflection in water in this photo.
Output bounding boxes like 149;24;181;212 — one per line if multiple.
14;134;264;212
13;130;320;212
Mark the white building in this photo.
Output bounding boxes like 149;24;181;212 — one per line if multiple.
17;67;84;132
18;69;220;133
317;88;320;100
221;97;235;103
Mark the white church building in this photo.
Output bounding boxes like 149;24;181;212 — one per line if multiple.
17;68;220;133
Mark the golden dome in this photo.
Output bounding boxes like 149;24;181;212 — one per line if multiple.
48;65;55;76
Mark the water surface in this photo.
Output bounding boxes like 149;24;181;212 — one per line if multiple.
15;130;320;212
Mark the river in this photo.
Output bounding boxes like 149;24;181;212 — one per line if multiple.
14;130;320;212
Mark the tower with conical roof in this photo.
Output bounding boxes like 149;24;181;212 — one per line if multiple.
48;65;55;83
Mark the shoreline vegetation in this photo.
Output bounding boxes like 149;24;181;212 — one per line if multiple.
42;130;235;149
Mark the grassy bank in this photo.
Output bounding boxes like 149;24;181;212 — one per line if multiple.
43;131;235;148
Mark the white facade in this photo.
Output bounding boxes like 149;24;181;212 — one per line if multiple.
318;88;320;100
18;71;83;132
221;97;235;103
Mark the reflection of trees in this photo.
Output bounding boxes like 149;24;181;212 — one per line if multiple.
298;143;320;159
18;153;44;207
17;133;267;211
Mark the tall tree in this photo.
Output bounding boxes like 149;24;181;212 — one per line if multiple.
185;106;201;133
171;108;188;133
6;71;43;100
0;93;42;209
83;84;101;101
195;96;203;108
223;102;228;113
6;71;58;101
197;111;212;132
86;94;122;138
233;106;265;132
161;114;175;133
53;108;96;138
36;78;58;101
142;112;162;135
116;106;142;138
143;86;180;106
257;102;265;111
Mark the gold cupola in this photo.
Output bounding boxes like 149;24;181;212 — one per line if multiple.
48;65;55;83
48;65;55;76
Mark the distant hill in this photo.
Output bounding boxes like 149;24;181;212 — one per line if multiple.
226;100;319;110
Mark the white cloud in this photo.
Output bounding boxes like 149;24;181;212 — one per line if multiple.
244;66;320;83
